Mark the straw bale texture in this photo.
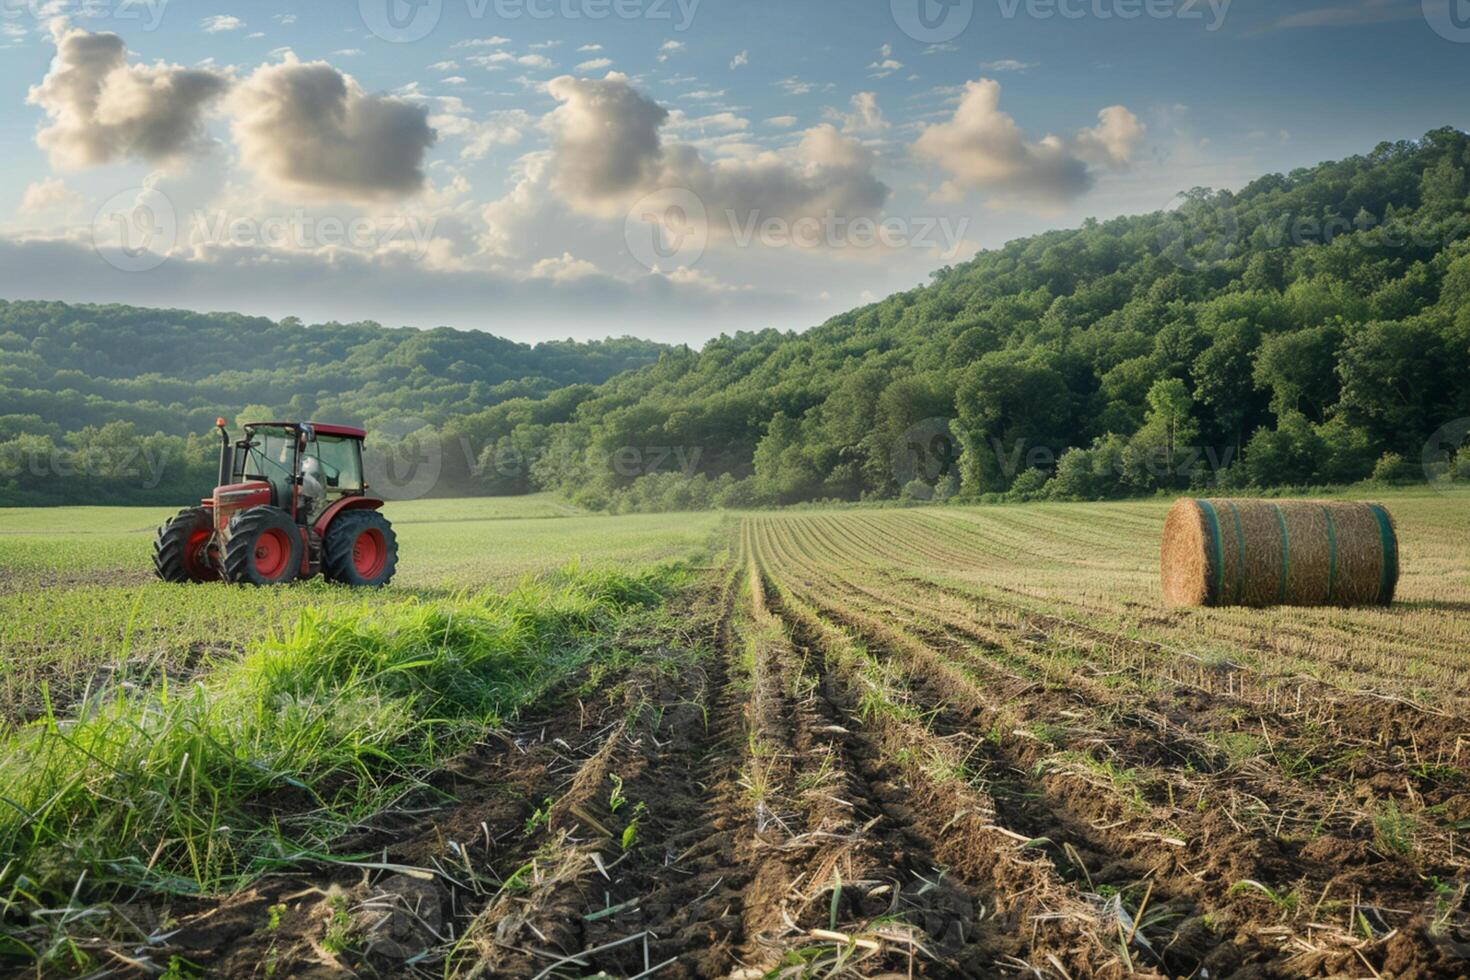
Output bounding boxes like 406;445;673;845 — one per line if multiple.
1161;498;1399;607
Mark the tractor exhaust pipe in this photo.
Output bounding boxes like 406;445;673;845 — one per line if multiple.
216;418;232;487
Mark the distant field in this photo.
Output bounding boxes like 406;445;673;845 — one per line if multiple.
0;494;726;724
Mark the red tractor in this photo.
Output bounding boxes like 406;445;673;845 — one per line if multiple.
153;420;398;586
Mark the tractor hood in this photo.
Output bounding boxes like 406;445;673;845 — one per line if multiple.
212;481;273;534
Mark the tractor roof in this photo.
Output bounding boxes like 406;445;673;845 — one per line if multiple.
245;421;368;440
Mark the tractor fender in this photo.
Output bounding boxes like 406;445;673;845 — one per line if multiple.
314;496;386;538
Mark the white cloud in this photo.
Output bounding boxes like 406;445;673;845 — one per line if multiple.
577;58;613;71
18;177;84;219
334;48;365;57
1073;104;1146;169
578;44;603;52
431;104;532;161
730;50;748;69
869;43;903;78
828;92;887;135
468;51;555;69
765;115;798;128
429;60;460;71
228;57;437;202
454;36;511;48
658;40;684;62
273;14;297;24
913;78;1142;207
27;23;230;169
539;74;889;243
530;251;602;280
200;15;244;32
667;110;748;133
980;59;1038;71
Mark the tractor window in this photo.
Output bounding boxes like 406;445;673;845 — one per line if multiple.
239;426;297;506
307;436;363;493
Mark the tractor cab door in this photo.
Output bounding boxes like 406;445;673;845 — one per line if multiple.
301;434;365;522
236;425;300;513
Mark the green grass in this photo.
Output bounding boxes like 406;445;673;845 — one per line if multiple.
0;563;684;968
0;496;726;726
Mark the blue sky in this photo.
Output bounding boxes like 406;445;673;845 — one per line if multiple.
0;0;1466;343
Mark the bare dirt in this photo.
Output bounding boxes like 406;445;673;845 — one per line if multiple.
122;518;1470;978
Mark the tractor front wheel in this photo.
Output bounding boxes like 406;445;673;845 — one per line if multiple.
224;507;303;586
323;510;398;587
153;507;220;583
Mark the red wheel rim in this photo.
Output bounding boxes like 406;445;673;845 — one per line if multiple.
184;527;217;580
352;528;386;579
253;528;292;579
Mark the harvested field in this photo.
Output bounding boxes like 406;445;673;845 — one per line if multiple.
4;489;1470;977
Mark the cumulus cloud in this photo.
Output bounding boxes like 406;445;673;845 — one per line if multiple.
913;78;1143;206
27;22;230;169
539;74;889;242
869;43;903;78
730;50;748;69
980;59;1038;72
530;251;602;280
431;102;532;161
828;92;887;135
228;56;437;202
200;15;244;32
19;177;84;219
1073;104;1146;169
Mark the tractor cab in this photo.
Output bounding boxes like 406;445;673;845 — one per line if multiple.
222;422;368;523
153;420;397;587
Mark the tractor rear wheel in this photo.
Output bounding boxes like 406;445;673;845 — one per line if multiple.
224;506;303;586
153;507;220;583
322;510;398;587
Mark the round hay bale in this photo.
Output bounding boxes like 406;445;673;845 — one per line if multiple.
1161;498;1399;608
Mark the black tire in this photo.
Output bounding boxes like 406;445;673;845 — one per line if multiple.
322;510;398;587
223;506;303;586
153;507;220;583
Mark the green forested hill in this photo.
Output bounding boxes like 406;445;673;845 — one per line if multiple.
0;303;665;504
478;127;1470;510
5;129;1470;508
